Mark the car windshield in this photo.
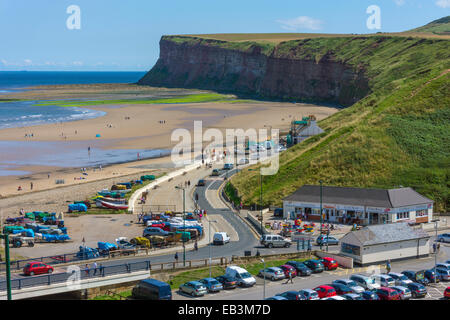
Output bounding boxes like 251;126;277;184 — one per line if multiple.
347;281;357;287
241;272;252;278
368;277;376;284
400;275;408;280
210;280;219;285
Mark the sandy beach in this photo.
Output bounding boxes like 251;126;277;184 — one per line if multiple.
0;84;338;198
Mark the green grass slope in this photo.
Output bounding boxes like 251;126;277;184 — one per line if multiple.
223;36;450;212
412;16;450;35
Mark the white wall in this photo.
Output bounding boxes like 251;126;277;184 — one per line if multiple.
361;238;430;264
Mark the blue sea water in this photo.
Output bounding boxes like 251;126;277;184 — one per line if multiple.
0;71;146;92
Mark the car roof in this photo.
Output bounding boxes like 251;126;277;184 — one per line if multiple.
188;281;203;285
317;285;334;289
300;289;316;293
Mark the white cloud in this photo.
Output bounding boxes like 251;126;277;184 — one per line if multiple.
436;0;450;8
276;16;324;31
394;0;406;6
24;59;32;65
72;61;84;66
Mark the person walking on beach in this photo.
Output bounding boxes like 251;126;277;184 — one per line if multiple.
30;182;33;190
19;208;24;216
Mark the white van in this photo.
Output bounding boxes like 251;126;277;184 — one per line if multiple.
213;232;230;245
225;266;256;287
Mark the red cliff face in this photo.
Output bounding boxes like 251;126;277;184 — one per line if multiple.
138;37;370;107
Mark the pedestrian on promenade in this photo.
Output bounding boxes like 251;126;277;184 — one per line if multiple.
92;262;98;276
175;252;179;263
85;264;90;277
386;260;391;274
194;241;198;251
284;271;294;284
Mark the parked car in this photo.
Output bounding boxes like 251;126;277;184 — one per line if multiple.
437;233;450;243
213;232;230;245
23;262;53;276
303;259;324;273
361;291;380;300
436;268;450;281
223;163;233;170
179;281;208;297
299;289;320;300
265;296;287;300
329;283;354;295
342;293;364;300
316;235;339;246
258;267;285;281
132;278;172;300
278;264;297;278
388;272;414;286
225;266;256;287
197;179;206;186
321;295;346;300
425;269;440;283
285;261;312;276
276;291;306;300
401;270;430;286
215;275;238;290
199;278;223;293
260;234;291;248
273;208;283;217
375;287;401;300
350;274;381;290
436;263;450;271
143;227;169;237
314;285;337;299
406;282;427;298
372;274;395;287
332;279;365;294
391;286;412;300
320;257;339;270
444;287;450;299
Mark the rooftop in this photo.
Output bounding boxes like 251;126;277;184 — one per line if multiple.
283;185;433;208
349;222;430;246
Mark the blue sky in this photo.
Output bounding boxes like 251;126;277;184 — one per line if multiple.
0;0;448;71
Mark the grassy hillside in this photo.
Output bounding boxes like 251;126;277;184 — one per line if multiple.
412;16;450;35
221;36;450;212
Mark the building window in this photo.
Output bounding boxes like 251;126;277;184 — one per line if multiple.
396;212;410;220
341;243;360;256
416;210;428;217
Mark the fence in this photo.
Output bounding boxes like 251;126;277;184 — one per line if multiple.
0;260;151;292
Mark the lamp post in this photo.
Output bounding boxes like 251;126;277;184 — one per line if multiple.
175;185;186;267
261;258;266;300
0;233;11;300
432;218;440;284
319;180;323;250
208;219;217;278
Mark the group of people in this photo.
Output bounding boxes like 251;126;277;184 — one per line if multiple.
271;221;283;230
83;262;104;276
17;181;34;192
24;133;34;138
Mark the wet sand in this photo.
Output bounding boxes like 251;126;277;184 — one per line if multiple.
0;84;339;197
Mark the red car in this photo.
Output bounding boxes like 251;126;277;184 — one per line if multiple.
320;257;339;270
279;265;297;278
314;285;337;299
23;262;54;276
444;287;450;299
375;287;401;300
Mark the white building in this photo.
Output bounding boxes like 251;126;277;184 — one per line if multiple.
339;223;430;266
282;185;434;226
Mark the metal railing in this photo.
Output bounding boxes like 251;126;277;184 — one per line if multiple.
0;260;151;292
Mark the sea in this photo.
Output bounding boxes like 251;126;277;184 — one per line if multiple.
0;71;175;176
0;71;146;129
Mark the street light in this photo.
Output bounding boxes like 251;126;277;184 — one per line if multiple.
175;185;186;267
432;218;440;284
208;218;217;278
0;233;11;300
261;258;266;300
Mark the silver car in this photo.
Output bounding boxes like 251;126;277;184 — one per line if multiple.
392;286;412;300
389;272;413;286
332;279;365;294
437;233;450;243
436;263;450;271
299;289;320;300
436;268;450;281
179;281;208;297
258;267;285;281
373;274;396;287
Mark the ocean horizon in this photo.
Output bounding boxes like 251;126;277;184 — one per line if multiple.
0;71;147;91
